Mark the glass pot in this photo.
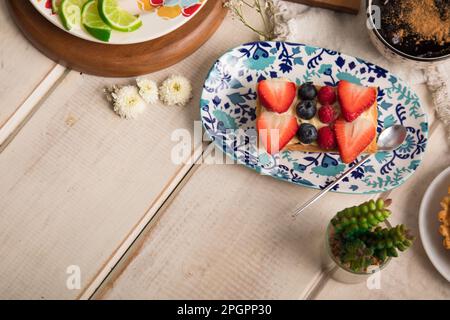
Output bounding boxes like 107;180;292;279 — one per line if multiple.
321;220;392;284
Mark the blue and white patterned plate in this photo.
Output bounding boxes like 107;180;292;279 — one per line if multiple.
200;42;428;194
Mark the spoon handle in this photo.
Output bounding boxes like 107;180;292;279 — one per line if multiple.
292;154;372;218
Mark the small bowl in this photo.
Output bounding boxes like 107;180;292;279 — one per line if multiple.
366;0;450;69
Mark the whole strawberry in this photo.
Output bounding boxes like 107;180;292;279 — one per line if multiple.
318;105;337;124
317;126;337;150
318;86;337;105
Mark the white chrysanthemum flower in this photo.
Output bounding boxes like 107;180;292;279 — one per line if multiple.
111;85;146;119
136;77;159;104
159;75;193;106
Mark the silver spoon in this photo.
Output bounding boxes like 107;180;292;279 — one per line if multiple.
292;125;407;218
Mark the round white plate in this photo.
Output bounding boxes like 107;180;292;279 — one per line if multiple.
30;0;207;44
419;166;450;282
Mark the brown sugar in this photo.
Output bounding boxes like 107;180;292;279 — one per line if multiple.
383;0;450;45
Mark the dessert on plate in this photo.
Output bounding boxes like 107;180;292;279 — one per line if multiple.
256;78;378;163
438;186;450;250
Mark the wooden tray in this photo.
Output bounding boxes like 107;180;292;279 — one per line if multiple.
287;0;360;14
6;0;227;77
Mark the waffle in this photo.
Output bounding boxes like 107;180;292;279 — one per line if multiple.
438;186;450;250
256;84;378;154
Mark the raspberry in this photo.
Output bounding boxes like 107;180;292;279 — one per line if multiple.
317;126;337;150
318;86;337;105
318;105;336;124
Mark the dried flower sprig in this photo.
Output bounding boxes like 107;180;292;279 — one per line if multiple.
223;0;293;40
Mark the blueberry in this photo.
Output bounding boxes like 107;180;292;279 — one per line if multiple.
298;83;317;100
297;123;317;144
296;100;317;120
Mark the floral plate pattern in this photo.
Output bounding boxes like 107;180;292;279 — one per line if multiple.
200;42;428;194
32;0;206;44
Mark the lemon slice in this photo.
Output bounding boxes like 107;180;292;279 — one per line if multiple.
82;0;112;42
59;0;88;30
98;0;142;32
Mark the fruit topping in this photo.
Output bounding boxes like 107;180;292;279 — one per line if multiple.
182;3;202;17
298;82;317;100
317;86;337;105
317;126;337;150
82;0;112;42
334;116;376;163
337;80;377;122
296;100;317;120
98;0;143;32
59;0;87;30
257;111;299;155
297;123;318;145
52;0;61;13
257;79;296;113
318;105;337;124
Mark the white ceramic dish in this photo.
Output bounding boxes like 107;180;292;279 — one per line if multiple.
30;0;207;44
419;166;450;282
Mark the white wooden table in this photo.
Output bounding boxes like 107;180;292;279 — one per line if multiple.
1;2;449;300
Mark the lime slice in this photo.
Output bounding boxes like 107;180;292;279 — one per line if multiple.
82;0;112;42
59;0;88;30
98;0;142;32
52;0;62;13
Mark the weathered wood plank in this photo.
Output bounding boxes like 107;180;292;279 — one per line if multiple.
0;1;59;130
0;65;66;148
95;160;374;299
0;14;256;299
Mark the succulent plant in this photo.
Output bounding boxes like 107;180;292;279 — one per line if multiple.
364;225;415;261
340;239;375;272
329;199;414;273
331;198;392;239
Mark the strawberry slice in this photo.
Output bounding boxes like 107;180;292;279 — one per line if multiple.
338;80;377;122
334;117;376;163
257;79;296;113
257;111;298;155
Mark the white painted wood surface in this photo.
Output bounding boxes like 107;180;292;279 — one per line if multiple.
94;84;449;300
1;1;449;300
95;160;374;299
0;1;62;137
0;13;255;299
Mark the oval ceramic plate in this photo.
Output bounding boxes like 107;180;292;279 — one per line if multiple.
419;167;450;282
200;42;429;194
31;0;207;44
